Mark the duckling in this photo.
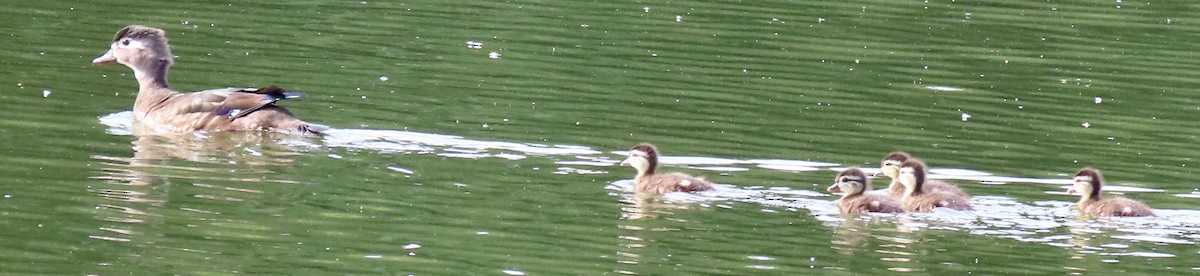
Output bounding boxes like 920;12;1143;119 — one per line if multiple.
827;167;903;214
875;151;968;198
1067;167;1154;217
619;143;714;194
897;159;971;211
92;25;325;135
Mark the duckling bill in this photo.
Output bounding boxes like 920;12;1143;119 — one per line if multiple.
619;143;714;194
1067;167;1154;217
93;25;325;135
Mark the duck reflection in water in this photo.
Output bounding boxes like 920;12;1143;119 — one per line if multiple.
89;131;311;242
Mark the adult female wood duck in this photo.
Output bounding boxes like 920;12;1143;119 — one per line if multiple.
827;167;902;214
619;143;714;194
875;151;968;198
92;25;326;135
897;159;972;212
1068;167;1154;217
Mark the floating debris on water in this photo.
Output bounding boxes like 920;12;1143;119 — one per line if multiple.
42;88;51;98
676;15;682;22
466;40;483;49
402;243;421;250
1082;121;1091;128
502;269;526;275
379;75;389;81
961;113;972;121
643;6;649;12
1095;96;1103;104
488;51;501;59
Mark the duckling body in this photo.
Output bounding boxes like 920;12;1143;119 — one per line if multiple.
827;168;902;214
620;143;713;194
1068;167;1154;217
877;151;968;198
898;159;972;212
93;25;324;135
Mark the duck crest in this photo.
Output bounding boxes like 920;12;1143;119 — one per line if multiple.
883;151;912;163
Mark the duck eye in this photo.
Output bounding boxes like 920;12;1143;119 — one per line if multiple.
121;38;131;46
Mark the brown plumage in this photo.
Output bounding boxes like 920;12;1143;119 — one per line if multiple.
1067;167;1154;217
897;159;971;212
93;25;325;135
876;151;969;198
827;167;902;214
619;143;713;194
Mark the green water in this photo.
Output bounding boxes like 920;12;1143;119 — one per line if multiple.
3;0;1199;274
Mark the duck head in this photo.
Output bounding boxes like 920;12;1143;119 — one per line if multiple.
897;158;927;193
619;143;658;176
874;151;911;178
1067;167;1103;200
827;167;869;196
93;25;173;85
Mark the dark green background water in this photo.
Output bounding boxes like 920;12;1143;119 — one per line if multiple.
3;0;1199;274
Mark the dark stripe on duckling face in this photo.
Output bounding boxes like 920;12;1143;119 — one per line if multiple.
1074;167;1104;199
630;143;659;174
833;167;869;195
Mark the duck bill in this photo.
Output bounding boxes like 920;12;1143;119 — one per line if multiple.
92;50;116;65
872;171;885;177
826;183;840;193
1065;187;1075;195
618;157;630;167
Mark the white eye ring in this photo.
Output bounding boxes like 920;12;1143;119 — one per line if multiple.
899;167;914;173
118;38;145;49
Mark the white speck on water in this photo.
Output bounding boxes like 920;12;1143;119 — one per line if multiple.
365;254;382;259
580;24;589;28
965;12;972;19
927;85;964;92
502;118;509;122
3;194;10;198
328;154;343;159
818;17;826;23
42;89;51;98
466;40;483;49
379;75;389;81
676;15;683;22
402;244;421;250
748;255;775;260
1094;96;1102;104
575;121;580;126
476;231;489;235
482;123;490;128
961;113;971;121
361;96;367;100
1082;121;1091;128
502;269;526;275
488;51;501;59
643;6;649;12
387;166;414;175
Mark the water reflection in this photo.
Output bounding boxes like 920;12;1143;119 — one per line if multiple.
88;131;310;243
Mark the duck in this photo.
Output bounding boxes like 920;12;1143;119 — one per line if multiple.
875;151;968;198
619;143;714;194
897;159;971;211
92;25;325;135
1067;167;1154;217
827;167;903;214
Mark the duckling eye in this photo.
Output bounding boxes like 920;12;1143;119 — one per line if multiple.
120;38;131;46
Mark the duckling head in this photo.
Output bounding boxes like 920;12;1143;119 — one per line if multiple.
1067;167;1103;199
93;25;174;80
897;159;927;191
619;143;658;176
828;167;869;195
874;151;911;178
